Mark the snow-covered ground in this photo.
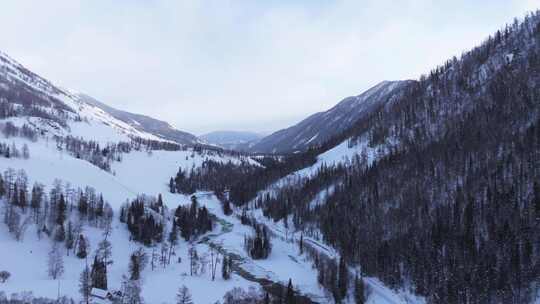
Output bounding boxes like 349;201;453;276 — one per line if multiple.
0;136;253;205
0;204;258;304
0;136;261;303
296;136;383;178
0;134;329;303
0;131;420;303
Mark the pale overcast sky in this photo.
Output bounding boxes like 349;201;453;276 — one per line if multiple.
0;1;537;134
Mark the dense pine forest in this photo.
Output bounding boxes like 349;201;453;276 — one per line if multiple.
170;151;318;203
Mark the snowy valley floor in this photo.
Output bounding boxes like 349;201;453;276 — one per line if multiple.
0;136;423;303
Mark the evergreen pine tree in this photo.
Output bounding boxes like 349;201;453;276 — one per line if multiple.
176;285;193;304
534;182;540;220
91;255;107;290
56;194;66;225
222;255;231;280
54;223;66;242
354;274;366;304
285;279;295;304
129;252;141;281
79;264;91;304
65;222;75;255
48;243;64;279
299;233;304;255
169;178;176;193
76;235;88;259
338;258;349;299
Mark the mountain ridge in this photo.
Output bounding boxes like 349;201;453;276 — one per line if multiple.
77;94;200;146
248;80;414;154
0;50;199;146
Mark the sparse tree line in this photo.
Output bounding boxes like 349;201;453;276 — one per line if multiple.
0;80;72;127
54;135;132;172
1;168;113;242
53;135;193;173
0;167;114;292
0;291;75;304
53;135;207;173
1;121;39;141
172;278;309;304
0;141;30;159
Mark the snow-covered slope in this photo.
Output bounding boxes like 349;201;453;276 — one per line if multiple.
78;94;201;146
0;50;197;146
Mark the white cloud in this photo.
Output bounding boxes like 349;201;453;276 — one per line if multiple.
0;0;537;134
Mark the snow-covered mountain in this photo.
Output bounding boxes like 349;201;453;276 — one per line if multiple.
0;50;356;304
248;80;413;154
0;50;198;146
200;130;263;150
78;94;200;146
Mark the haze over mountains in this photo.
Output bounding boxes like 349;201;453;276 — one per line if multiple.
200;130;264;150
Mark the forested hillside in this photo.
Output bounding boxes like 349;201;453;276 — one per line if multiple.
268;11;540;303
176;11;540;304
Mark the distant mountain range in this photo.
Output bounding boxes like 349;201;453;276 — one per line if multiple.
199;130;263;150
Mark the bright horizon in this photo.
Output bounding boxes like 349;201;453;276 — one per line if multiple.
0;0;537;135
